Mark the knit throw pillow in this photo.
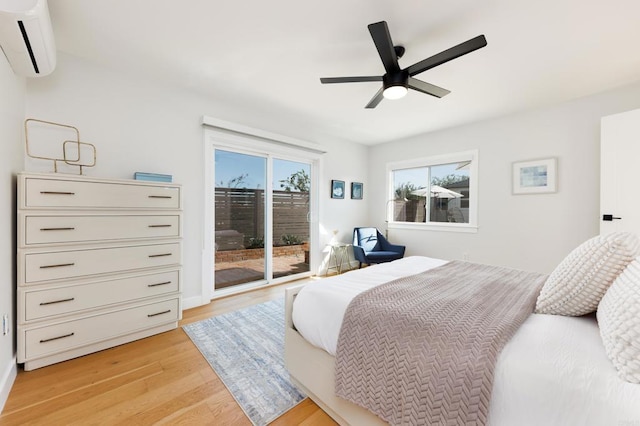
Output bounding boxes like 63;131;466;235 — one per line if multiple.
535;232;639;316
597;259;640;383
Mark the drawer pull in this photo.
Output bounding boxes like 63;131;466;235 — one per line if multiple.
40;262;75;269
148;281;172;287
148;195;172;199
40;227;76;231
40;332;75;343
148;309;171;318
40;297;75;306
148;224;172;228
148;253;172;258
40;191;75;195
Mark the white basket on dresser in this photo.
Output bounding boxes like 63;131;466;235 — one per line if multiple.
17;172;183;371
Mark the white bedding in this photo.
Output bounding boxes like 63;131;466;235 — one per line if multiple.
292;256;640;425
293;256;448;355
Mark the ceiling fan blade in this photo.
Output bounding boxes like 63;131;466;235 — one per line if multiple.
407;35;487;77
408;77;450;98
368;21;400;74
320;76;383;84
365;88;384;109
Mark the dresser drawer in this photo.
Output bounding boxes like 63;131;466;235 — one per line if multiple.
22;269;180;321
23;243;181;284
24;177;180;209
23;214;181;246
23;298;179;360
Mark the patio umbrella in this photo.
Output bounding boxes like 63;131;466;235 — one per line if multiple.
411;185;463;199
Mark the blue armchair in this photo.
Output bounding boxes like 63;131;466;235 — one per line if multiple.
352;227;405;268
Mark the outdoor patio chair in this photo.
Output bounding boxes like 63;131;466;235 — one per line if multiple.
352;227;405;268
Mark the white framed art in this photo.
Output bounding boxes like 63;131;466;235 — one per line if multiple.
512;158;557;194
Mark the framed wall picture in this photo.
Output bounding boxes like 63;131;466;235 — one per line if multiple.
331;180;345;199
351;182;363;200
512;158;557;194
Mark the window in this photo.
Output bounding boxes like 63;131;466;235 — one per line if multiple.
387;150;478;232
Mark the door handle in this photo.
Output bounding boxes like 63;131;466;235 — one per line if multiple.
602;214;622;221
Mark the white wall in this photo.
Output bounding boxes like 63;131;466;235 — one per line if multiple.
24;53;369;305
369;81;640;273
317;140;369;271
0;55;24;411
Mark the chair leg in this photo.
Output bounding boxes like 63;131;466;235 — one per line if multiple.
358;262;362;269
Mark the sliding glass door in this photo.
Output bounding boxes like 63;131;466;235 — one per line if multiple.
214;149;267;289
213;149;312;291
272;158;311;279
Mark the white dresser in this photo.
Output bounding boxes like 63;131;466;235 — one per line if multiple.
17;172;183;370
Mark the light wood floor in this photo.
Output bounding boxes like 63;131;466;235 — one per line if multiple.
0;281;338;425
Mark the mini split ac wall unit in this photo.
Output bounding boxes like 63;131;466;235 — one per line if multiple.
0;0;56;77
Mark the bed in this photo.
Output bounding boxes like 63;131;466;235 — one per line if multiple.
284;255;640;425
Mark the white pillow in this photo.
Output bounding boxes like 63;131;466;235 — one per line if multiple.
597;259;640;383
535;232;639;316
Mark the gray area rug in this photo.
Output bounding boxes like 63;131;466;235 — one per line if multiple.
183;298;306;425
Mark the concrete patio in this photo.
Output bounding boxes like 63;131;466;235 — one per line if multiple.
215;254;309;289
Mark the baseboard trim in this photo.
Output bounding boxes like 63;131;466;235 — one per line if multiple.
0;357;17;413
182;295;207;310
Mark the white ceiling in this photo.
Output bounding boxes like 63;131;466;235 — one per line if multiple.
47;0;640;145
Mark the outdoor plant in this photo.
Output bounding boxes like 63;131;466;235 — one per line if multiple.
395;182;421;201
247;237;264;249
281;234;303;245
279;170;310;193
431;174;468;187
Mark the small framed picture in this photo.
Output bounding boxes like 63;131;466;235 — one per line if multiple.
513;158;557;194
331;180;345;199
351;182;363;200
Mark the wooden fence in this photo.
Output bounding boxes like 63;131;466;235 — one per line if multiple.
215;188;309;250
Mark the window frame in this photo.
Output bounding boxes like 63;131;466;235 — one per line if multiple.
386;150;479;233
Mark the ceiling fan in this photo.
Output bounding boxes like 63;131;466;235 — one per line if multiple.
320;21;487;108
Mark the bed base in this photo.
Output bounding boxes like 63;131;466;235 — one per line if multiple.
284;285;386;426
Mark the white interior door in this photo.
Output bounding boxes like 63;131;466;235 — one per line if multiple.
600;108;640;236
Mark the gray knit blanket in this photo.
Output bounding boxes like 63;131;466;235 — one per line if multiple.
335;261;546;425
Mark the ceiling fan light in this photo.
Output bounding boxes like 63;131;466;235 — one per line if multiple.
383;85;408;100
